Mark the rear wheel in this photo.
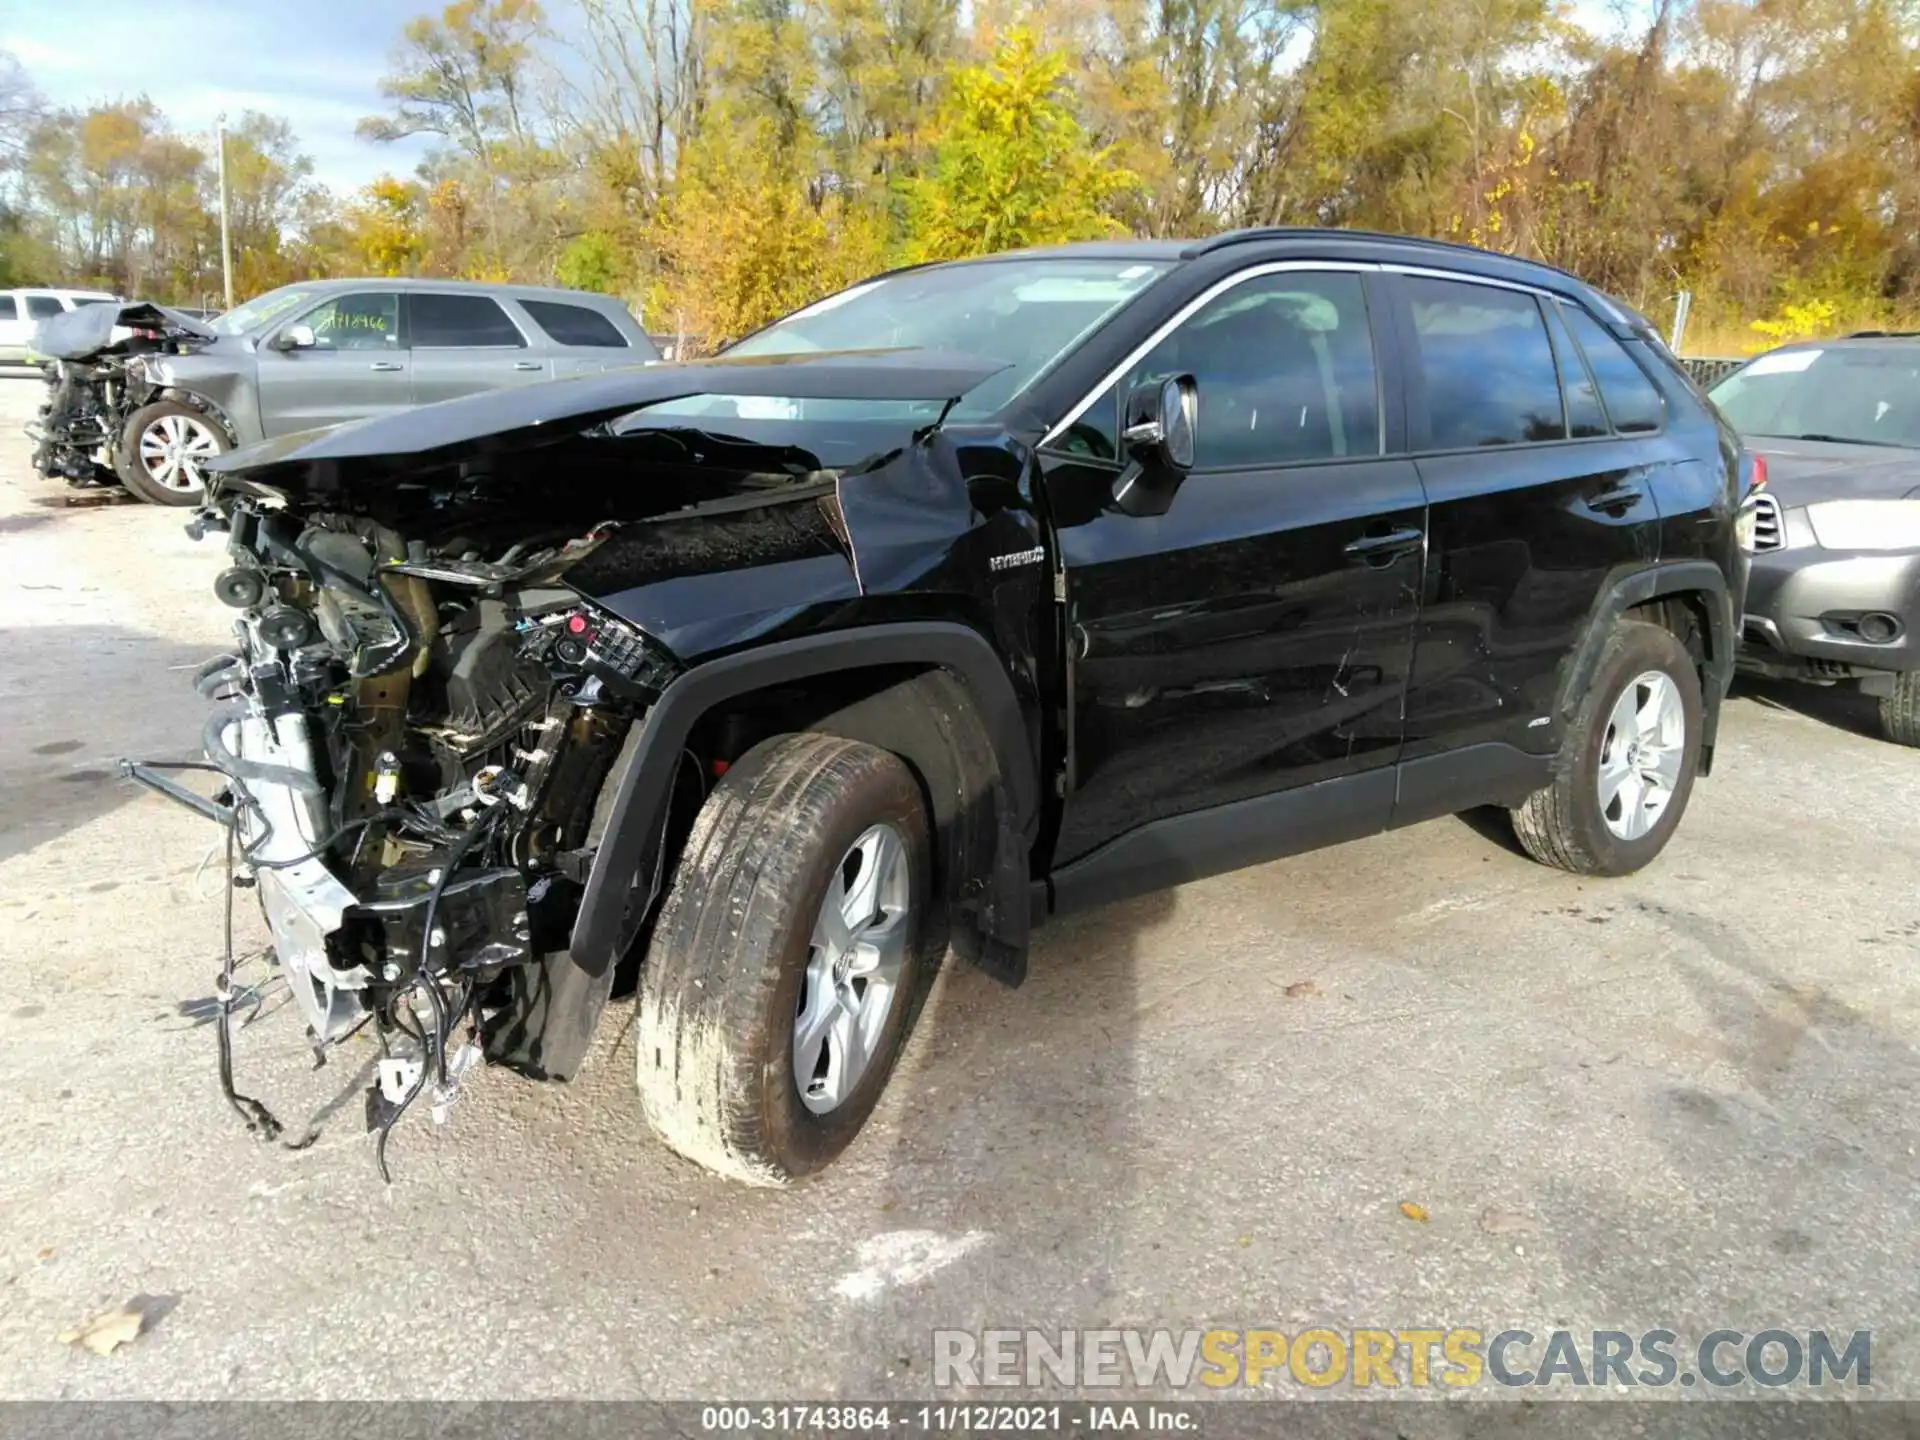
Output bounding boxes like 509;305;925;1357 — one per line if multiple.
116;400;227;505
634;733;933;1185
1878;670;1920;747
1511;619;1703;876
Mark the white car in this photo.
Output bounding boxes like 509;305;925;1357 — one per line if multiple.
0;288;120;363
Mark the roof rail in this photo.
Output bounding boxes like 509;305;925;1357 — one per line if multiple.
1184;226;1595;285
1843;329;1920;339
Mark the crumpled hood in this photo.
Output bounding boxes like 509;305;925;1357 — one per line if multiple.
207;347;1011;489
33;300;217;361
1748;436;1920;507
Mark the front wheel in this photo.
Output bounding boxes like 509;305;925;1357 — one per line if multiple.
1878;670;1920;747
1511;619;1703;876
116;400;228;506
634;733;933;1185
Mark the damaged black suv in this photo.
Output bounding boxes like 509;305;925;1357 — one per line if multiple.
144;230;1746;1185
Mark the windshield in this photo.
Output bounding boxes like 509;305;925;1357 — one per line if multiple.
720;258;1170;420
1710;345;1920;447
212;284;318;337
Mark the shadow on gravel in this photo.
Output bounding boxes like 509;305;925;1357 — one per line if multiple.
0;624;221;865
832;884;1177;1394
1729;674;1885;742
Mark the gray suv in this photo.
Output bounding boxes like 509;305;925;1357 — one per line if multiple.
118;279;657;503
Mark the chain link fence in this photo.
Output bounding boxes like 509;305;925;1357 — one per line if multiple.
1680;356;1745;388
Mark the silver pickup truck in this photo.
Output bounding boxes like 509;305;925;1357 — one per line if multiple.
33;278;658;505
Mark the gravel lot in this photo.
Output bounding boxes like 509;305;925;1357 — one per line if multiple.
1;372;1917;1405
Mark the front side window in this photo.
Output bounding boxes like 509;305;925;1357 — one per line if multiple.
1561;303;1665;433
24;294;63;320
727;258;1170;420
410;293;526;348
1120;271;1381;470
0;296;17;321
1404;277;1565;448
297;293;402;351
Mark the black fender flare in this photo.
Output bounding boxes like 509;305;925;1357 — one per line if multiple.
502;622;1039;1079
1557;559;1735;766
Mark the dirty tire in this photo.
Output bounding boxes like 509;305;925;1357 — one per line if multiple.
1878;670;1920;747
1511;619;1703;877
116;400;227;506
634;733;933;1186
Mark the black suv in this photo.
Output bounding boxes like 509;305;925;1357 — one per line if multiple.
145;229;1745;1185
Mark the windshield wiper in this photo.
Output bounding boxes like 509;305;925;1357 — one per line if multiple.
1770;431;1912;448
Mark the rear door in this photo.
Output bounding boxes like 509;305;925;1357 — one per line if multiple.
255;290;410;436
406;292;549;403
1047;265;1427;882
1389;270;1664;767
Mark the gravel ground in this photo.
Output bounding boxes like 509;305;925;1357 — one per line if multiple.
0;374;1916;1407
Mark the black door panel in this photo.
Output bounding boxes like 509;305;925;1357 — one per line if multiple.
1053;456;1425;865
1386;272;1668;763
1404;439;1662;759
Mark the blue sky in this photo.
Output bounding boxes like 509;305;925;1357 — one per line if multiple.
0;0;437;195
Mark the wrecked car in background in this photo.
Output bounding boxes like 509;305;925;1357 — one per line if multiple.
32;279;659;506
28;300;221;501
132;231;1743;1186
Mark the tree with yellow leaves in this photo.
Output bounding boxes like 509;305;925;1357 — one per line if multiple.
904;28;1137;263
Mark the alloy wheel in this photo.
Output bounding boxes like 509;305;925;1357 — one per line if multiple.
1597;669;1686;841
138;413;221;493
793;822;911;1114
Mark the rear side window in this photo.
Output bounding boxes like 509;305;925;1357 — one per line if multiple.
410;293;526;348
1561;303;1665;433
24;294;63;319
1544;303;1607;438
0;296;16;320
1403;276;1565;448
521;299;628;348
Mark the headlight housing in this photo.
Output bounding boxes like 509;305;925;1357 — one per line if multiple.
1806;499;1920;552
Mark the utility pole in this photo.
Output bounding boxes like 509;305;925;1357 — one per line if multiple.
215;113;234;311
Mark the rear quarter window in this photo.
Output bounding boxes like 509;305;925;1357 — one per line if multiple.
1561;303;1665;433
521;299;629;349
0;295;16;321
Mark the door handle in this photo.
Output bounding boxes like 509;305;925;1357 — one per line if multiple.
1585;483;1644;513
1343;527;1424;564
513;360;543;371
367;361;403;372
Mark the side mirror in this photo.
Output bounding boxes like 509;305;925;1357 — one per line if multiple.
1113;374;1198;517
273;323;316;352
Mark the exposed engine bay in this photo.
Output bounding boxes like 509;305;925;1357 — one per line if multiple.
119;347;1032;1178
148;482;731;1174
27;301;218;487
